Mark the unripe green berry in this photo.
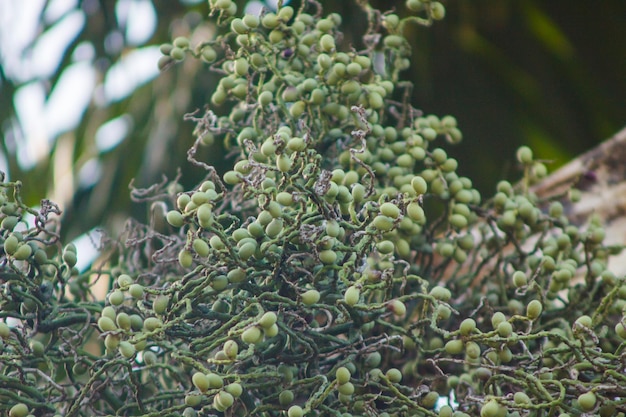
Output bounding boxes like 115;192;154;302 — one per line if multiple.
380;202;400;219
497;321;513;337
516;146;533;164
30;339;45;356
526;300;543;320
129;283;144;299
105;333;120;351
288;405;303;417
98;317;117;332
170;47;185;61
512;270;527;288
319;249;337;265
491;312;506;329
336;366;351;384
386;368;402;383
577;391;596;412
430;1;446;20
241;326;262;344
178;249;193;268
223;340;239;359
116;312;131;330
344;286;360;306
279;390;294;406
166;210;184;227
13;244;32;260
225;382;243;397
215;390;234;409
231;18;248;34
9;404;29;417
192;372;211;392
388;299;406;316
465;341;481;359
480;399;500;417
153;295;169;315
143;317;163;332
459;318;476;336
372;215;394;231
384;35;405;48
0;322;10;338
258;311;277;329
513;392;531;405
429;286;451;301
301;289;320;305
119;341;136;358
444;339;464;355
108;290;124;306
319;34;335;52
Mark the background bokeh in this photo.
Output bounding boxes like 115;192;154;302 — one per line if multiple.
1;0;624;249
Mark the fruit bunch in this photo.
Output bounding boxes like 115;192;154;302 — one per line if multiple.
2;1;626;416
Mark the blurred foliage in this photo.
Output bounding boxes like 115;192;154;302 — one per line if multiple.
0;0;624;244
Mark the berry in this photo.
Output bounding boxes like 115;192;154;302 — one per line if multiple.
288;405;303;417
192;372;210;392
301;289;320;305
344;286;360;306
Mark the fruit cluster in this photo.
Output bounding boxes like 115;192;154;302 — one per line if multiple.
2;1;626;416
